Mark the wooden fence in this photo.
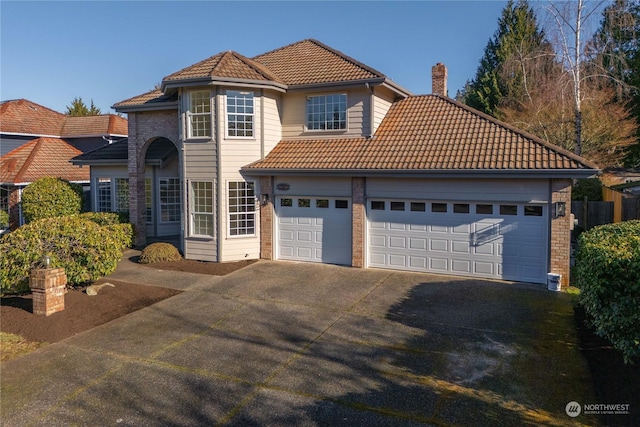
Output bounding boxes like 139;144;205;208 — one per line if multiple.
572;198;640;230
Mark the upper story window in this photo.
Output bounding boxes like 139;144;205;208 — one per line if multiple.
188;90;211;138
306;94;347;131
227;91;254;137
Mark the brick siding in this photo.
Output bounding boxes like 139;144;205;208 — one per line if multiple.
550;179;572;288
260;176;273;260
352;177;365;268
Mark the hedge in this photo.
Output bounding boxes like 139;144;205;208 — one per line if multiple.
0;216;133;293
21;177;83;223
573;220;640;363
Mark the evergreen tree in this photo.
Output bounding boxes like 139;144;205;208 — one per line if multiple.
461;0;553;117
65;97;102;116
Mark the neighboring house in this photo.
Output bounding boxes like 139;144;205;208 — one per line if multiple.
0;99;128;228
73;39;598;287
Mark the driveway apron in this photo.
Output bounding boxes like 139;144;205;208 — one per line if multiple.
1;258;598;426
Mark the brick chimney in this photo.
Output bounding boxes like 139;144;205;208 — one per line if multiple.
432;63;448;97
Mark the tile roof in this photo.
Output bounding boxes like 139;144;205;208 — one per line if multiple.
0;99;66;136
244;95;598;174
253;39;385;85
1;137;89;184
1;99;128;137
113;90;178;108
72;138;177;166
163;51;283;84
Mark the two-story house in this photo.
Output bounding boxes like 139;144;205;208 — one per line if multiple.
73;39;598;287
0;99;127;229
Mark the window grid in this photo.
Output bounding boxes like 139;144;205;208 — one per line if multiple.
96;178;112;212
189;90;211;138
191;181;214;236
228;181;255;236
160;178;181;222
114;178;129;212
145;178;153;223
306;94;347;130
227;91;254;137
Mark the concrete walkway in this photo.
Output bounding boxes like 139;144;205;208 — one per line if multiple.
1;251;599;426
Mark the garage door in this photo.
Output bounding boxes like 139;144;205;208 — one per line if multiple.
368;200;548;283
277;196;352;265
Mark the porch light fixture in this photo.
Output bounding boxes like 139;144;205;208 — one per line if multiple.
261;194;269;206
553;201;566;218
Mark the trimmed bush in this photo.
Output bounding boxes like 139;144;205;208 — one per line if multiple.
79;212;122;226
574;220;640;363
21;177;83;223
139;242;182;264
0;216;131;293
0;210;8;229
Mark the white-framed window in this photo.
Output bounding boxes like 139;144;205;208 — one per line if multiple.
227;90;254;137
228;181;255;236
306;93;347;131
187;90;211;138
145;178;153;223
96;178;112;212
190;181;214;237
96;178;129;213
159;178;181;222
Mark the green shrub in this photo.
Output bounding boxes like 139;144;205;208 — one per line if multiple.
139;242;182;264
0;210;8;229
0;216;129;293
79;212;122;226
574;220;640;363
21;177;83;223
572;178;603;201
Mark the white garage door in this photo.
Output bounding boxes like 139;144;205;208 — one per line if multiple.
368;200;548;283
277;196;352;265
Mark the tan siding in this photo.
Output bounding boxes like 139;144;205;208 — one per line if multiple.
263;92;282;156
273;177;352;196
184;239;217;262
282;88;371;138
372;87;395;135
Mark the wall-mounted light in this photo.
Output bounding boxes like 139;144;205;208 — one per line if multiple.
43;255;51;269
261;194;269;206
553;201;566;218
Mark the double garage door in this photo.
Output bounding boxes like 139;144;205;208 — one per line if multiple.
276;195;549;284
368;200;548;283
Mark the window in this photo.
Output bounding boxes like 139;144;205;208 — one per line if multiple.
188;90;211;138
96;178;112;212
411;202;426;212
114;178;129;212
476;204;493;215
525;205;543;216
227;91;254;137
280;198;292;207
306;94;347;130
298;198;311;208
500;205;518;216
145;178;153;223
316;199;329;208
190;181;214;236
453;203;470;214
390;202;405;211
432;203;447;213
335;200;349;209
228;181;255;236
371;201;385;210
160;178;181;222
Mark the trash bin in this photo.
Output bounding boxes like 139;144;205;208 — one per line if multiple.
547;273;561;291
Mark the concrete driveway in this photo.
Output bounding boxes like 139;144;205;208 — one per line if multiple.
1;256;598;426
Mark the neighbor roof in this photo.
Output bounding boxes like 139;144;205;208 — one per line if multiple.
72;138;178;167
1;137;89;184
243;95;599;177
0;99;128;137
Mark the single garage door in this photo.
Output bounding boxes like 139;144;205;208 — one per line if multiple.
368;200;548;283
277;196;352;265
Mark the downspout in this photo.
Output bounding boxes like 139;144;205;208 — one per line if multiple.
260;89;265;159
367;83;375;138
179;88;186;253
216;87;223;261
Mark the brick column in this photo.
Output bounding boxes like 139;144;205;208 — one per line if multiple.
550;179;572;288
8;186;21;230
352;177;365;268
30;268;67;316
260;176;274;260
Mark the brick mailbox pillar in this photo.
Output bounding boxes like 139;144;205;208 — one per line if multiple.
30;268;67;316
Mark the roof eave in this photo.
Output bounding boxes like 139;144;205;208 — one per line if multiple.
162;77;288;93
113;101;179;113
1;131;61;138
242;167;599;179
71;159;128;166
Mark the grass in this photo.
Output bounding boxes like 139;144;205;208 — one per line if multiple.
0;332;47;363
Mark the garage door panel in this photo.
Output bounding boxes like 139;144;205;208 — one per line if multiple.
368;200;548;284
297;230;312;242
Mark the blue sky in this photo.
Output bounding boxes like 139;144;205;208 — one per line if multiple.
1;1;511;114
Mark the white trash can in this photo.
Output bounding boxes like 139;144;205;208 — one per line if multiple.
547;273;562;291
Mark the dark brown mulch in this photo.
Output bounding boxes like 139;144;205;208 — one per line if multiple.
0;258;256;345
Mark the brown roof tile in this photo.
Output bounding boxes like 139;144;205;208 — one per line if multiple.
113;90;177;108
253;39;384;85
1;137;89;184
61;115;128;136
244;95;598;173
163;51;283;84
0;99;65;136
